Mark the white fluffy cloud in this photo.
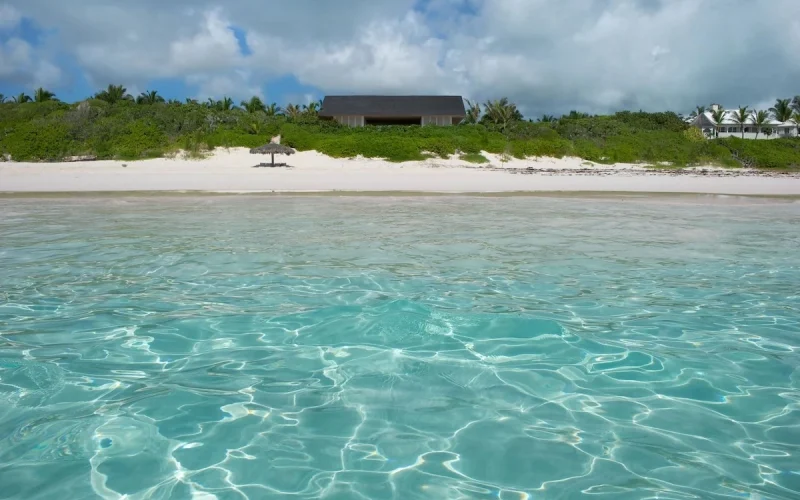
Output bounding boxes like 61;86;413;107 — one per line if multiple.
3;0;800;114
0;5;61;87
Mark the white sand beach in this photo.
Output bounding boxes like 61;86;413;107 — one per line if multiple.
1;148;799;195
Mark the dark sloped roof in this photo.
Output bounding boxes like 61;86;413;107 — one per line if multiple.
689;113;717;128
319;95;465;117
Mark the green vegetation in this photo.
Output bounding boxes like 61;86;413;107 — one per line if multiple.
1;86;800;168
461;153;489;164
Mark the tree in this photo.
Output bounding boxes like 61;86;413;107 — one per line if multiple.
33;88;57;102
0;94;5;103
481;97;522;132
265;103;282;116
284;103;302;119
241;96;267;113
538;114;557;123
793;111;800;135
792;96;800;113
562;110;590;120
463;99;481;124
95;85;134;104
689;105;706;119
302;100;321;116
219;97;235;111
770;98;793;122
711;107;727;138
731;105;750;139
185;98;200;105
205;97;236;111
751;110;769;139
136;90;165;105
13;93;32;103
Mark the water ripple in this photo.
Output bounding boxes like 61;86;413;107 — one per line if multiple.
1;195;799;499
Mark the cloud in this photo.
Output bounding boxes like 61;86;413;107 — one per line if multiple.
3;0;800;114
0;5;61;88
0;3;20;29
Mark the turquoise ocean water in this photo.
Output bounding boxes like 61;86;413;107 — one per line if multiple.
1;195;799;499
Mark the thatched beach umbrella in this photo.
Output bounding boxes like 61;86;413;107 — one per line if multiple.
250;143;296;167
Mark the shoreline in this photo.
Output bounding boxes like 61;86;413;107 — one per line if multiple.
2;148;800;196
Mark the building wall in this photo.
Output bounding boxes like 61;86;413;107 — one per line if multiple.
333;116;365;127
701;127;797;140
422;116;456;126
333;115;462;127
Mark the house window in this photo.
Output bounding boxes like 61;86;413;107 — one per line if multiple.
423;116;451;126
339;116;363;127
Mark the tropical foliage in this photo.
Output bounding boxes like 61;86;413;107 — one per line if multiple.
689;106;706;119
302;100;321;116
13;93;32;103
731;106;750;139
752;110;769;139
463;99;481;124
710;108;726;137
95;85;134;104
34;88;57;103
136;90;165;105
481;98;523;132
283;103;302;119
1;88;799;168
770;99;793;122
241;96;267;113
265;103;281;116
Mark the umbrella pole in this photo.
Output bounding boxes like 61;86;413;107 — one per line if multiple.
271;153;275;167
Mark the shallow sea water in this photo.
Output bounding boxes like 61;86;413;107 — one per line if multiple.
0;195;799;499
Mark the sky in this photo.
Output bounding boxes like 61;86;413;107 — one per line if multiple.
1;0;799;118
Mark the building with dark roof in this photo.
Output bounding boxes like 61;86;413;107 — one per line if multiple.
319;95;466;127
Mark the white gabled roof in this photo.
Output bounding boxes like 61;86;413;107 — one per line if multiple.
692;110;796;127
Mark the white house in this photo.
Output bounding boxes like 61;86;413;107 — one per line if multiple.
688;105;798;140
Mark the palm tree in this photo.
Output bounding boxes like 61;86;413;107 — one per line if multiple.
33;87;57;102
752;110;769;139
216;97;235;111
205;97;237;111
792;96;800;113
12;93;32;103
689;105;706;119
185;98;200;105
0;94;6;103
136;90;165;105
463;99;481;124
167;99;182;105
562;110;590;120
302;100;320;116
284;103;302;119
482;98;521;132
731;105;750;139
94;85;134;104
711;107;727;138
265;102;282;116
538;114;557;123
769;98;793;122
241;96;267;113
793;111;800;135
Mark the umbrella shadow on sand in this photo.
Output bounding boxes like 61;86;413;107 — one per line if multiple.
250;143;296;168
